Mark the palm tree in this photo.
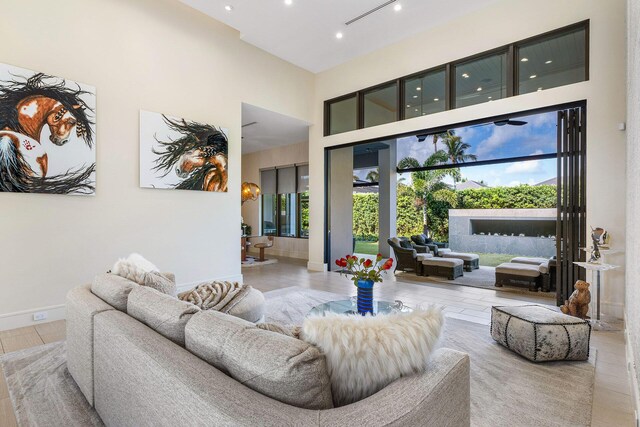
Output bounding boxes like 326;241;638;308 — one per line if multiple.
442;134;477;164
366;169;379;183
397;151;459;233
431;129;455;153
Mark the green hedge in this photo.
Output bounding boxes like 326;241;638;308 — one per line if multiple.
353;192;422;241
353;185;556;243
457;185;556;209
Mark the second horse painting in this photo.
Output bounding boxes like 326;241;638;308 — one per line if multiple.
139;110;228;192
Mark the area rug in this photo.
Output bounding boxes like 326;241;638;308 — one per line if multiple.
1;286;595;427
0;342;103;427
397;266;556;299
264;287;595;427
241;258;278;268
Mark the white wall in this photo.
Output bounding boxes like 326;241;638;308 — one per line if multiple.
308;0;628;317
625;0;640;409
0;0;314;329
241;141;309;260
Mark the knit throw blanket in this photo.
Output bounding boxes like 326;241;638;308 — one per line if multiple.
178;281;252;313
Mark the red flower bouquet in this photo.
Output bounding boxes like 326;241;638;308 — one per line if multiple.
335;254;394;287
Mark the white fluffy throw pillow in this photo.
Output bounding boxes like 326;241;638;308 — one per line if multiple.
301;307;444;406
111;253;160;284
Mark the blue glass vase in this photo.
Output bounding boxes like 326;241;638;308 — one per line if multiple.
356;279;374;315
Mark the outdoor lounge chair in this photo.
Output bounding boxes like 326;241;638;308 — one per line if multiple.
440;251;480;272
411;233;448;255
495;263;545;292
388;237;421;273
421;257;464;280
509;256;557;292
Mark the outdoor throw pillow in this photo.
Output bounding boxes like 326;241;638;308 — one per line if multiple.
301;306;444;406
412;234;426;245
399;239;413;249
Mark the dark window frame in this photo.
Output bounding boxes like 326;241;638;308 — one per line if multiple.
513;24;589;96
451;47;510;109
261;193;277;237
360;80;401;128
325;93;359;137
401;66;447;120
260;164;309;239
323;20;589;136
324;100;588;267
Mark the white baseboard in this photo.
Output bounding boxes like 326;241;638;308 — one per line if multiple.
601;301;625;319
247;249;308;260
175;273;244;294
0;304;66;332
307;261;327;272
625;313;640;426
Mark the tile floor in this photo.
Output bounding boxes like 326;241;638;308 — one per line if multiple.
0;259;636;426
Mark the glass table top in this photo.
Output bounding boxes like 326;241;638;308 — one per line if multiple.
308;298;413;317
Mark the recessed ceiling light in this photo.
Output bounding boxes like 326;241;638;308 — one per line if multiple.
413;95;418;98
488;96;492;99
394;3;402;11
433;98;439;101
530;74;537;79
521;57;528;62
545;60;553;64
335;32;343;39
414;108;418;112
462;73;469;78
477;87;482;91
416;87;422;91
406;104;411;108
284;0;292;4
224;5;233;11
537;87;543;91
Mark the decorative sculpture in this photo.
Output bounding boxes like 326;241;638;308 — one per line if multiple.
560;280;591;319
589;227;609;263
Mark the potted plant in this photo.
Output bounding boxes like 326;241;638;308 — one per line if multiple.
335;254;393;315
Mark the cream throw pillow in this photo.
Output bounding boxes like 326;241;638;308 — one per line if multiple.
301;307;444;406
111;254;176;296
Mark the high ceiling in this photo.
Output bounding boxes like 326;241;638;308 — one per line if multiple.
241;104;310;154
180;0;501;73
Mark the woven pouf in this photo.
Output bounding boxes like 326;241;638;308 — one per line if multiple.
491;305;591;362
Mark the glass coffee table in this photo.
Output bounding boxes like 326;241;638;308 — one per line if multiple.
308;297;412;317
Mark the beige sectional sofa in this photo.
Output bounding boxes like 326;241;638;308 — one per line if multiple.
66;273;471;426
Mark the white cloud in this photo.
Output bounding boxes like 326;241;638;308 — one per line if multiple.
396;136;437;165
471;111;556;158
505;160;541;174
473;125;523;157
526;112;556;128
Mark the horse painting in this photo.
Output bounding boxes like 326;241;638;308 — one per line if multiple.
140;111;228;192
0;64;96;195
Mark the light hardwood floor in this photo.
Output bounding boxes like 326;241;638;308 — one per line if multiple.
0;259;635;426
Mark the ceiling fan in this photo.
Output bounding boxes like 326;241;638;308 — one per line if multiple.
470;119;528;128
494;119;527;126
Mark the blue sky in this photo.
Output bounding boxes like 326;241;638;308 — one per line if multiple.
394;111;557;187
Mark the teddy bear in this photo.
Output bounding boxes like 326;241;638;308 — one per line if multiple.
560;280;591;319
